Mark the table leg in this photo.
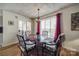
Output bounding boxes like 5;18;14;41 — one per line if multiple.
36;46;39;56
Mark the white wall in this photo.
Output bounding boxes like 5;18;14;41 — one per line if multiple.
2;10;31;47
61;4;79;41
0;10;3;47
3;10;18;47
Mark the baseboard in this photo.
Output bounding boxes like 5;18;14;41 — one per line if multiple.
0;43;18;51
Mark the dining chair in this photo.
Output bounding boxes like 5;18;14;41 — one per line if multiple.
43;33;65;56
28;34;37;41
17;34;36;56
42;31;48;38
26;31;31;37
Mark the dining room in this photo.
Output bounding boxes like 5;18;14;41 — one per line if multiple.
0;3;79;56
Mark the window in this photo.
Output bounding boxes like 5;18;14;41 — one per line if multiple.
18;20;27;31
26;21;31;35
40;20;45;34
26;21;31;31
40;16;56;38
18;20;23;31
50;16;56;37
23;21;26;31
18;20;31;35
45;18;51;37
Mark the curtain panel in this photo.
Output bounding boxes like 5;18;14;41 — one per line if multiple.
54;13;61;40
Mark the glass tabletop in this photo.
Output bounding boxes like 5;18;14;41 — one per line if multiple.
40;36;54;43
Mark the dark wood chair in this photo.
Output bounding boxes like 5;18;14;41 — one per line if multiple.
43;33;65;56
17;34;36;56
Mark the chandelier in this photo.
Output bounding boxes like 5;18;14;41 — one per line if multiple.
37;8;40;41
37;8;40;34
37;8;40;21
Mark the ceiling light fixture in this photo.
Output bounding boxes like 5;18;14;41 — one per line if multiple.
37;8;40;21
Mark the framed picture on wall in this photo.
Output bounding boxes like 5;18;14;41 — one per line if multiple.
8;21;14;25
0;27;3;33
71;12;79;31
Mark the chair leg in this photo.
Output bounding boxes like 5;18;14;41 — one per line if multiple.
36;46;39;56
42;47;44;56
27;52;29;56
20;51;24;56
21;53;24;56
54;50;58;56
21;52;22;56
37;47;39;56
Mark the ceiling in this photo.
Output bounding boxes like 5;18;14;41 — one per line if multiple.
0;3;72;18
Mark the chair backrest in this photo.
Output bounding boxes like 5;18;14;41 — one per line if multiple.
29;34;36;41
17;34;26;48
42;31;48;38
23;31;28;40
26;31;31;37
55;33;65;44
17;34;35;50
20;31;30;41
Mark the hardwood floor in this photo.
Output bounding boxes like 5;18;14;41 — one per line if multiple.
0;44;79;56
0;44;20;56
60;47;79;56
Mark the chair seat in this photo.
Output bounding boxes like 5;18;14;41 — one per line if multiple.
26;44;35;50
20;44;35;51
20;41;35;51
46;45;56;48
46;42;56;44
25;41;35;50
46;44;57;51
25;41;34;44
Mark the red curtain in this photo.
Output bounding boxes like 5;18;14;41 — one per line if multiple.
37;17;40;34
54;13;61;48
54;13;62;47
54;13;61;41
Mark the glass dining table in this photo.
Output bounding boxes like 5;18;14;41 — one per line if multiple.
35;35;54;55
27;34;54;55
